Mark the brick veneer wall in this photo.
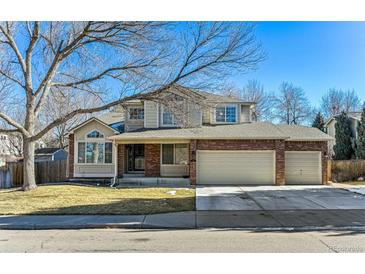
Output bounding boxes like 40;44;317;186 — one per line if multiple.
188;139;329;185
117;144;125;177
145;144;160;177
275;140;286;185
285;141;329;184
68;134;74;179
189;140;197;184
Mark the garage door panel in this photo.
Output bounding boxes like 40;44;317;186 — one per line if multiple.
285;151;321;185
197;150;275;185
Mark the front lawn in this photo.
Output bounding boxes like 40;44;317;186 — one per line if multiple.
0;185;195;215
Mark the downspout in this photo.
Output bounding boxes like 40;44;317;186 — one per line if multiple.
110;139;118;188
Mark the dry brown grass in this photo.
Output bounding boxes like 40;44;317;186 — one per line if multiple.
0;185;195;215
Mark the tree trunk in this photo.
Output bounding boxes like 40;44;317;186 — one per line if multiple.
22;138;37;191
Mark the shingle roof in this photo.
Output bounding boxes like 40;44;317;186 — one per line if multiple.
35;148;62;155
98;112;124;125
275;124;334;141
108;122;334;141
192;89;254;104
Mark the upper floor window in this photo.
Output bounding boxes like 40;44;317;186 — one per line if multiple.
129;108;144;120
86;130;104;138
162;107;177;126
215;105;237;123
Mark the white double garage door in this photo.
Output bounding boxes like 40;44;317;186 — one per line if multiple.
196;150;322;185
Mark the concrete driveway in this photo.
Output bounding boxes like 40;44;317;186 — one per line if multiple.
196;185;365;211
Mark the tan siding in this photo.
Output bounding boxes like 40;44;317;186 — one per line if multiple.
74;120;116;141
74;120;116;178
74;164;115;177
202;106;211;124
144;100;159;128
240;105;251;123
188;102;202;127
161;165;189;177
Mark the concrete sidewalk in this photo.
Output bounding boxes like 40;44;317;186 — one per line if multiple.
1;209;365;230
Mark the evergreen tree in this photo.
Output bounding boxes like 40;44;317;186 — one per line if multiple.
333;111;354;160
355;107;365;159
312;112;325;132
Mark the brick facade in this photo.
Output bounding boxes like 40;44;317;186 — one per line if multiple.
68;134;74;179
145;144;161;177
285;141;329;184
112;140;329;185
117;144;125;177
189;140;197;184
275;140;286;185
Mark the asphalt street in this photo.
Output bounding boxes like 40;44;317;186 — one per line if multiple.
1;228;365;252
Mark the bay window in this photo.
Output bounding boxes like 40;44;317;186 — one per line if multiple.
215;105;237;123
161;144;188;165
78;142;113;164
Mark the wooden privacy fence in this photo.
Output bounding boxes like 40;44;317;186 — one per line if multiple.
0;159;67;188
330;159;365;182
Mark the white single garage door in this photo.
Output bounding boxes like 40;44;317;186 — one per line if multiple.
285;151;322;185
197;150;275;185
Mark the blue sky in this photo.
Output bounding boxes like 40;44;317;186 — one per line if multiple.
234;22;365;108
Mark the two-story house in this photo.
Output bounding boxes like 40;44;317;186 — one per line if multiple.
67;86;333;186
325;112;362;157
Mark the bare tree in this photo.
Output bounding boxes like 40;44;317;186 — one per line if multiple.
0;21;264;190
321;88;361;119
40;89;100;149
273;82;313;125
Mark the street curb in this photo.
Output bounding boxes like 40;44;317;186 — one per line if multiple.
2;223;365;231
0;223;143;230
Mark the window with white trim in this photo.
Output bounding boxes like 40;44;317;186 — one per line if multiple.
215;105;237;123
77;142;113;164
161;107;177;126
129;107;144;120
161;144;188;165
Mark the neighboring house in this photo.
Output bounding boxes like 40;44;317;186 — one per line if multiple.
0;134;12;166
67;86;333;185
324;111;361;156
34;148;68;162
0;134;25;166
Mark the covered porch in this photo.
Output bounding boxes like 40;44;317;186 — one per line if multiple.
114;140;191;186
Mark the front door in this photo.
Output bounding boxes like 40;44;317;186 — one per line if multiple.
127;144;145;172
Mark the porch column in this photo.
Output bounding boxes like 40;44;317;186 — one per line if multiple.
117;144;125;177
275;140;285;185
189;140;197;185
145;144;160;177
68;134;74;179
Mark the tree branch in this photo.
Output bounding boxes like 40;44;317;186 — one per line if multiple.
30;84;176;141
24;21;40;94
0;127;20;134
0;23;27;75
0;112;29;136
